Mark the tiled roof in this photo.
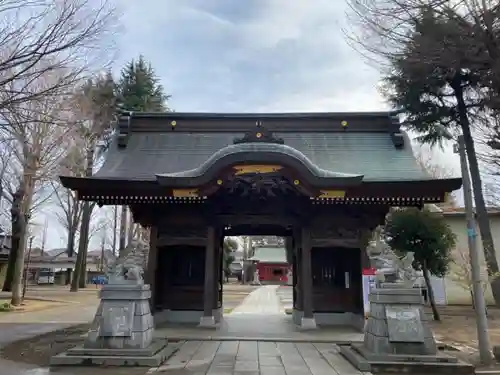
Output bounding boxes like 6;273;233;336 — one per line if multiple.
92;131;430;182
249;246;288;263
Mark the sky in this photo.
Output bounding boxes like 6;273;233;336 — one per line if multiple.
39;0;463;250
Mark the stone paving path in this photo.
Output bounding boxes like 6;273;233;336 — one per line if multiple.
230;285;283;315
150;340;367;374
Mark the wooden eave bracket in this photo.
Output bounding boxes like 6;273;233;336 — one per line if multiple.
117;111;133;148
389;114;405;149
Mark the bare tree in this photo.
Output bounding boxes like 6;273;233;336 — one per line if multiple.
0;65;75;296
449;247;491;309
0;0;117;110
69;72;116;292
414;147;458;207
51;143;86;284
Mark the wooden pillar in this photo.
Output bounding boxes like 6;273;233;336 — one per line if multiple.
145;226;158;312
199;225;216;327
293;232;303;311
301;226;317;328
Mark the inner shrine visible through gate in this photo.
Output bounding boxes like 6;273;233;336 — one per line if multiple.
60;110;461;330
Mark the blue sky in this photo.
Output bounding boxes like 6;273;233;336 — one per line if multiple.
114;0;385;112
39;0;462;250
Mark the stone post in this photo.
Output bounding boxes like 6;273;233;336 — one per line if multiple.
85;284;154;350
51;257;174;367
339;283;473;374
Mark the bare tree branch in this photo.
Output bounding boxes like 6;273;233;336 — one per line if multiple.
0;0;118;109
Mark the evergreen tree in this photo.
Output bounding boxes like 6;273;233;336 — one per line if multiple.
382;10;500;304
384;208;456;321
117;55;170;112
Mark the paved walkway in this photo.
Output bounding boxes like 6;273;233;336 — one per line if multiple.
151;340;366;374
230;285;283;315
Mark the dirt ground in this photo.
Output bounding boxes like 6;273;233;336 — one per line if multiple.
0;298;67;313
427;305;500;348
0;283;256;367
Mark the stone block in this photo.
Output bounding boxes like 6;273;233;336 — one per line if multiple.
364;332;391;354
198;315;216;328
132;314;150;332
386;306;425;343
50;340;178;368
123;329;153;349
134;301;150;316
99;301;135;337
300;317;317;330
99;284;151;301
369;302;386;319
366;317;388;337
105;337;125;349
369;292;423;304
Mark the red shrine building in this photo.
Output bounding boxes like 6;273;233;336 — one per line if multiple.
249;245;290;284
60;111;461;329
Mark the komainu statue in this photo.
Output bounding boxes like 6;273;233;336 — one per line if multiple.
106;239;149;285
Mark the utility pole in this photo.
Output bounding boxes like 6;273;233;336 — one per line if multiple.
456;135;491;364
22;236;34;300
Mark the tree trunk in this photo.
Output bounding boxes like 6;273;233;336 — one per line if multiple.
119;205;127;253
454;80;500;305
422;261;440;321
2;248;17;291
70;144;95;292
10;188;26;306
65;225;77;285
71;207;90;292
79;233;88;289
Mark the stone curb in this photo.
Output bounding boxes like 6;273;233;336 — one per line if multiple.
165;336;365;343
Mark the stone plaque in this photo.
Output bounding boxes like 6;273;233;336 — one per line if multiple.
99;302;135;337
385;306;425;343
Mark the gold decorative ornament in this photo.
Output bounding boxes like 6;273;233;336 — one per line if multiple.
217;179;223;185
256;132;262;138
293;179;300;185
341;120;348;128
172;189;198;198
233;165;282;175
318;190;345;198
171;120;177;129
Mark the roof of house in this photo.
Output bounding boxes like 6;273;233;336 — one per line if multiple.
436;206;500;217
249;246;288;264
60;111;461;188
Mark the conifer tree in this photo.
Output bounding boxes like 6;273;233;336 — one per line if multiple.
117;55;170;112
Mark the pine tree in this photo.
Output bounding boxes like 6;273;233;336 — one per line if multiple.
116;56;170;253
117;55;170;112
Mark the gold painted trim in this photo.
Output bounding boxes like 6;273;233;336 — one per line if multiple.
172;189;199;197
233;164;283;175
318;190;346;198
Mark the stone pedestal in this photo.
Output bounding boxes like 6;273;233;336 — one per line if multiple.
339;283;474;374
51;284;176;367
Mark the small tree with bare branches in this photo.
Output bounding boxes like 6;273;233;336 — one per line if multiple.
0;65;76;300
